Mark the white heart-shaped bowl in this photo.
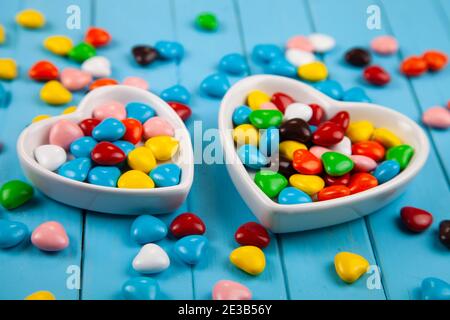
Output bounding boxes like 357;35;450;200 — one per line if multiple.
17;85;194;215
219;75;429;233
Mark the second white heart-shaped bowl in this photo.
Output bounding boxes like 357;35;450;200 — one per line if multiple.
219;75;429;233
17;85;194;215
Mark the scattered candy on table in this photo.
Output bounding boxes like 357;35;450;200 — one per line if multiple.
0;58;18;80
0;219;28;249
89;77;118;91
234;222;270;249
81;56;112;78
131;215;168;245
230;245;266;276
0;24;5;44
132;243;170;274
40;80;72;105
344;47;371;67
122;76;149;90
32;114;51;123
200;72;230;98
439;220;450;249
0;180;34;210
370;35;398;55
69;42;96;63
122;277;160;300
60;68;92;91
307;33;335;53
155;40;184;61
173;235;208;265
363;65;390;86
169;212;206;238
400;206;433;232
25;290;56;300
334;251;369;283
43;35;73;56
132;45;159;66
195;12;218;31
62;106;77;114
16;8;45;29
422;106;450;129
160;84;191;104
219;53;248;75
421;277;450;300
212;280;252;300
31;221;69;252
85;27;111;48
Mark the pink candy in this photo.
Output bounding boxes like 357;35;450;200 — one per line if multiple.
93;100;126;120
309;146;331;159
259;102;278;110
60;68;92;91
371;35;398;55
123;76;149;90
31;221;69;252
143;116;175;139
49;119;84;150
351;155;378;172
422;106;450;129
212;280;252;300
286;35;314;52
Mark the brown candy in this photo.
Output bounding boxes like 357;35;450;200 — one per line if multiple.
279;118;311;144
344;47;371;67
277;156;297;178
132;45;159;66
439;220;450;249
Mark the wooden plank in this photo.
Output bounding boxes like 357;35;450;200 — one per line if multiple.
80;0;193;300
0;0;89;300
173;0;288;300
237;0;385;300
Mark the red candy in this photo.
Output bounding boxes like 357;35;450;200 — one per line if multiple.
363;65;390;86
292;149;322;175
235;222;270;249
312;121;345;147
400;56;428;77
328;111;350;131
29;60;59;81
121;118;143;144
318;185;351;201
79;118;101;136
400;206;433;232
308;103;325;126
85;27;111;47
324;173;350;186
169;213;206;238
348;173;378;194
89;78;118;91
270;92;295;113
168;101;192;121
351;141;385;162
423;50;448;72
91;141;126;165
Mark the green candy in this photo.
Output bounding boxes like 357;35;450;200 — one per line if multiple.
195;12;218;31
68;42;96;63
0;180;34;210
322;152;354;176
386;144;414;170
249;110;283;129
254;170;288;198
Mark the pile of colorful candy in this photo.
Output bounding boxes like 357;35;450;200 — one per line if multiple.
34;100;182;189
232;89;415;204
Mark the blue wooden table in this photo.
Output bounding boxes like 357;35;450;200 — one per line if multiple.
0;0;449;300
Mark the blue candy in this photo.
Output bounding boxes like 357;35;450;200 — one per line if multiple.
309;125;317;133
122;277;160;300
342;87;372;103
0;219;28;249
264;58;297;78
219;53;248;75
314;80;344;100
70;137;97;158
259;127;279;157
113;140;135;155
0;83;11;108
155;40;184;61
160;84;190;104
149;163;181;187
58;158;91;182
232;106;252;126
278;187;312;205
88;166;121;187
373;160;400;184
92;118;125;141
421;277;450;300
252;44;283;64
174;235;208;265
200;73;230;98
126;102;156;123
238;144;269;170
130;215;168;245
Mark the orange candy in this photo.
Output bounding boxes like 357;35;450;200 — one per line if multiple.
351;141;385;162
318;185;351;201
89;78;118;91
400;56;428;77
348;173;378;194
85;27;111;47
292;149;322;175
423;50;448;72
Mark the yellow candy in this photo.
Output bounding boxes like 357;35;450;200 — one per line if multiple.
334;252;369;284
247;90;270;110
279;140;307;160
127;147;157;173
372;127;402;148
289;174;324;195
298;61;328;82
0;58;18;80
346;120;375;143
229;246;266;276
0;24;5;44
16;9;46;29
44;35;73;56
118;170;155;189
25;290;56;300
233;124;259;146
32;114;51;123
145;136;179;161
40;80;72;105
62;106;77;114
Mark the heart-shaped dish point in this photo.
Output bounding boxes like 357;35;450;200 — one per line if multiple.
219;75;429;233
17;85;194;215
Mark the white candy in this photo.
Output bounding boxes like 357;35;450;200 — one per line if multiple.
132;243;170;274
308;33;336;53
329;136;351;156
34;144;67;171
285;49;315;67
284;103;313;122
81;56;111;78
